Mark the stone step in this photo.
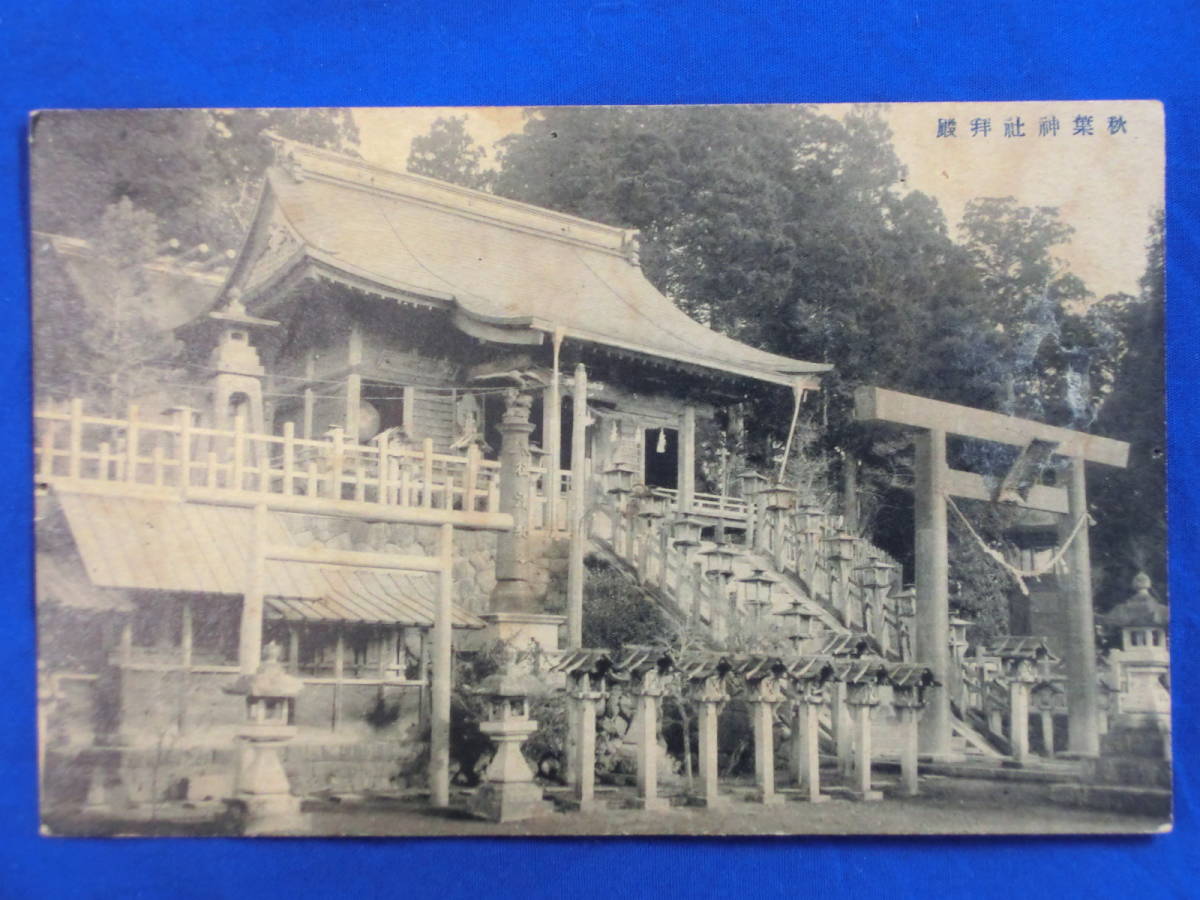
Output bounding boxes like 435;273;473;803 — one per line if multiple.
1048;783;1171;820
1100;727;1169;759
1087;756;1172;789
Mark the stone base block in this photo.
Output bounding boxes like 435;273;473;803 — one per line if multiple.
227;794;309;836
469;781;553;823
848;789;884;802
1001;759;1027;769
687;793;731;809
748;789;785;805
560;796;609;814
626;795;672;812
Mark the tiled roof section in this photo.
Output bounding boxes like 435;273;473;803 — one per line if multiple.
54;490;484;629
223;139;830;387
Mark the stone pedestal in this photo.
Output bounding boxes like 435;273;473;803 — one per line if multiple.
895;705;922;797
790;698;829;803
694;698;728;808
632;687;670;812
1003;659;1037;768
846;683;882;801
570;689;604;813
481;612;565;656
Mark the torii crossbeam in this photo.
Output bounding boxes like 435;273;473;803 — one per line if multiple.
854;386;1130;760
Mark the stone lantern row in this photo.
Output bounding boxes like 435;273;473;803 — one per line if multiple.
549;647;939;814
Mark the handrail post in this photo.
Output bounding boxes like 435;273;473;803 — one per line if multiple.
67;398;84;479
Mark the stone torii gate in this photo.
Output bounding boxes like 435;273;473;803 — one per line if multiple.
854;386;1130;759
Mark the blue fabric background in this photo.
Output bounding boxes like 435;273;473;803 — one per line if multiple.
1;3;1195;896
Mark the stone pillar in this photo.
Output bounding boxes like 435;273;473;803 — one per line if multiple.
491;389;537;613
632;671;670;811
790;689;829;803
830;682;854;776
892;690;925;797
914;429;953;759
1064;457;1100;757
1005;659;1035;767
749;676;785;804
1040;709;1056;757
846;681;883;801
570;676;603;812
430;523;454;807
696;701;723;806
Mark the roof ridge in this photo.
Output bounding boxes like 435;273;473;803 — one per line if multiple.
265;134;642;261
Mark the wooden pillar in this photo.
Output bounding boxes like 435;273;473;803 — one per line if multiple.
1064;457;1100;757
791;700;826;803
332;626;345;731
545;330;564;530
238;504;267;675
430;523;454;807
678;405;696;514
566;364;588;648
914;428;952;758
288;626;300;675
344;373;362;441
302;388;315;440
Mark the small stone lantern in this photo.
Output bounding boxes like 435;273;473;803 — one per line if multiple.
1031;680;1065;757
549;650;624;812
739;656;789;804
887;663;938;796
776;595;821;653
760;483;797;512
836;659;890;801
469;671;552;823
784;657;835;803
634;485;670;519
699;543;737;580
671;516;705;550
737;469;769;499
224;642;307;835
737;568;777;623
603;462;636;498
681;654;735;808
618;647;676;811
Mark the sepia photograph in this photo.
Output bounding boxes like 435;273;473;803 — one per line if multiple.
30;102;1168;837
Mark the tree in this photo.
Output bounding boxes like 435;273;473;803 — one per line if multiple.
406;115;495;191
1090;211;1167;607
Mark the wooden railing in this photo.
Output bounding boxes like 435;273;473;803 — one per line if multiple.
35;400;512;514
656;486;748;521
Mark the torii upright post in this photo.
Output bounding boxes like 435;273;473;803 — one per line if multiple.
913;428;953;759
854;386;1129;762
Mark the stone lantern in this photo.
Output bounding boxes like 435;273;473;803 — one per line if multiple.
737;469;769;499
784;657;835;803
1099;573;1171;724
1031;680;1065;757
776;596;821;654
887;663;938;796
823;531;859;614
739;656;789;804
671;516;705;550
760;483;796;511
549;649;625;812
634;485;671;520
737;568;777;624
835;659;890;801
603;462;636;498
617;647;676;812
469;671;552;823
988;637;1058;767
699;544;737;580
224;642;307;835
681;654;735;808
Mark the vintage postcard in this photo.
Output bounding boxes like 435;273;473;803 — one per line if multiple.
31;102;1168;836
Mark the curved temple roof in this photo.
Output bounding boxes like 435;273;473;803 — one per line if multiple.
216;138;830;388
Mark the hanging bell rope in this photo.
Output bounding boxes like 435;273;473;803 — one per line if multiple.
946;495;1091;596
